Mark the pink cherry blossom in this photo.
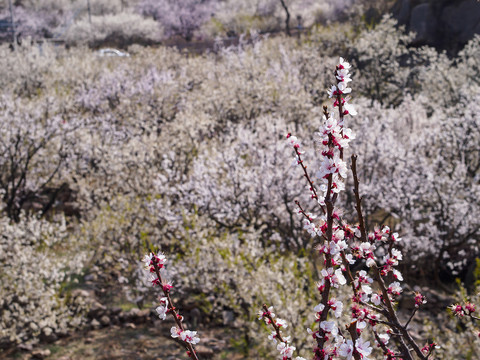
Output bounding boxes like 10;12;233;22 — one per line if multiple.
355;337;372;358
181;330;200;344
155;297;169;320
277;342;296;358
338;339;354;359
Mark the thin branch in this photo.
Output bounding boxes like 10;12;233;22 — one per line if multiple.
278;0;291;36
404;307;418;329
351;154;367;243
262;304;288;344
153;263;200;360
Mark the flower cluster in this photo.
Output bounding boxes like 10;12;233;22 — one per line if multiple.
143;252;168;287
258;305;306;360
450;302;476;318
316;60;356;201
414;292;427;308
171;326;201;345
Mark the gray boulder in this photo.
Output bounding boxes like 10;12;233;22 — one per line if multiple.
442;0;480;43
410;3;438;44
392;0;480;51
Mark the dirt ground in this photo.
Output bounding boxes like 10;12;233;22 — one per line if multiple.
2;322;246;360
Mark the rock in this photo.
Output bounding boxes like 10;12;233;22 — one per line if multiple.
123;308;151;324
71;289;92;299
100;315;110;326
110;306;122;315
442;0;480;43
87;301;106;318
40;327;57;342
90;319;101;329
128;308;141;316
124;322;136;329
71;289;95;307
84;273;98;282
136;309;152;323
30;349;51;359
410;3;437;44
393;0;411;25
222;310;234;326
195;345;214;359
153;319;166;329
392;0;480;51
18;343;33;351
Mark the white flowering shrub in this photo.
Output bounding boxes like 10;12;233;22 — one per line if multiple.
65;12;161;47
138;0;216;41
345;15;416;107
0;41;56;97
201;0;360;38
355;94;480;280
0;94;86;221
0;2;67;41
0;214;88;348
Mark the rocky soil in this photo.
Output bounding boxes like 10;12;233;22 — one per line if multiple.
2;313;242;360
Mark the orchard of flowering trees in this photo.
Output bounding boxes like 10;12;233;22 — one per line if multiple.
1;10;480;359
2;0;368;46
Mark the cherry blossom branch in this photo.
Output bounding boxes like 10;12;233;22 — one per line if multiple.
144;252;200;360
451;302;480;323
372;266;417;359
271;57;437;360
292;146;321;204
423;343;439;359
295;200;327;241
404;307;419;330
316;186;334;351
339;251;386;315
261;304;287;343
258;304;299;359
288;132;355;234
373;330;399;359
